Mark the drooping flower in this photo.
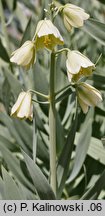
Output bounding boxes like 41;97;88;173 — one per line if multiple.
11;91;33;121
35;19;64;50
76;82;102;113
62;4;89;32
66;50;95;83
10;41;36;70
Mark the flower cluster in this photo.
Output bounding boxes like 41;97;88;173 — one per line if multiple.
10;2;102;119
10;3;89;71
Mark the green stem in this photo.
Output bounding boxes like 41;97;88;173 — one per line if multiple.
49;52;56;195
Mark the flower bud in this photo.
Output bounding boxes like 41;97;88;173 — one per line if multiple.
35;19;64;50
77;82;102;113
62;4;89;31
66;50;95;83
11;91;33;121
10;41;36;70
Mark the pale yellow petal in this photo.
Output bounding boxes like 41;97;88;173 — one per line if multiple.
10;41;35;70
78;95;89;113
17;92;32;118
64;8;84;28
11;92;26;115
67;70;73;82
66;50;95;75
66;51;82;74
74;51;95;68
63;16;73;32
77;83;102;107
35;19;64;50
36;20;64;42
63;4;89;31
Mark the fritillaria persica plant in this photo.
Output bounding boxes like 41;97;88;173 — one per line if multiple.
10;1;102;196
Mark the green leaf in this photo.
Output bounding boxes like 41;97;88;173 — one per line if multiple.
2;166;24;200
57;109;78;198
37;133;49;163
0;142;34;192
3;69;22;97
96;0;105;4
82;18;105;46
0;113;30;154
66;111;92;184
13;119;33;151
0;39;10;62
17;0;36;12
55;54;69;93
75;133;105;166
56;87;73;103
0;176;4;199
81;169;105;199
0;135;15;151
56;112;65;155
32;117;37;162
2;78;11;111
13;118;49;163
22;150;56;200
33;62;49;98
20;17;32;46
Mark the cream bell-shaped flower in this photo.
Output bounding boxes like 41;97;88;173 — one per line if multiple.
35;19;64;50
10;41;36;70
66;50;95;83
11;91;33;121
62;4;89;32
76;82;102;114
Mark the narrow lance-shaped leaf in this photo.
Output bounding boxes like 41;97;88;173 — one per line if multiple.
20;17;32;46
0;39;10;62
81;169;105;200
2;166;24;200
66;109;92;184
32;116;37;162
3;69;22;97
57;106;78;199
22;150;56;200
82;18;105;46
0;142;34;192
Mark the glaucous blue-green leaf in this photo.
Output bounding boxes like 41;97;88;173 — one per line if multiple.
57;109;78;198
83;18;105;46
81;169;105;199
22;150;56;200
2;166;24;200
66;110;92;184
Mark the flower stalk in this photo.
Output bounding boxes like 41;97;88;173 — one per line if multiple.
49;52;56;195
29;89;49;99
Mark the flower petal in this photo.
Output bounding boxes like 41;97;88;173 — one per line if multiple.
11;92;26;116
78;95;89;113
10;41;36;70
17;92;32;119
77;82;102;107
